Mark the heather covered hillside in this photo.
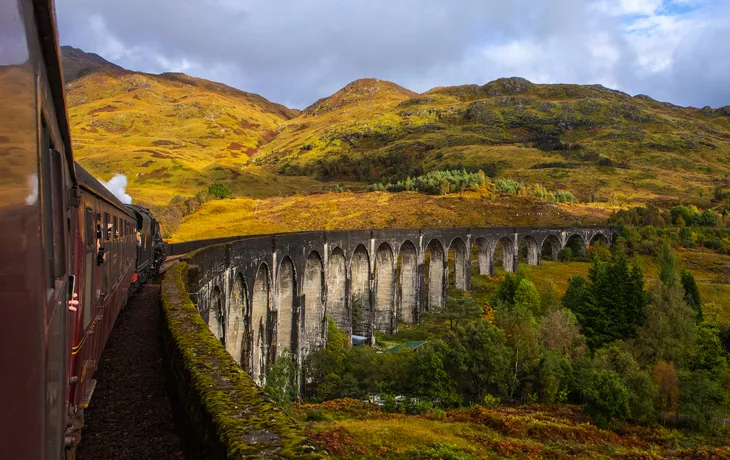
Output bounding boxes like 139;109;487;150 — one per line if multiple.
60;48;730;240
263;77;730;207
62;47;324;205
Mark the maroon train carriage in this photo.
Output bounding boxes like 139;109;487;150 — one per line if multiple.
1;2;165;459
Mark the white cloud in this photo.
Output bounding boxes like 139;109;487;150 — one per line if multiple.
592;0;663;16
56;0;730;108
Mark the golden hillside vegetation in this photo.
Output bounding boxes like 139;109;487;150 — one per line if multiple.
62;49;730;237
168;191;610;243
264;77;730;207
63;48;334;205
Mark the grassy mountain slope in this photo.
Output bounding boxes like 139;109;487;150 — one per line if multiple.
62;49;730;229
61;45;124;82
63;50;325;204
263;77;730;207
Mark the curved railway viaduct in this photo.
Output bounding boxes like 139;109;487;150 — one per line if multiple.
170;226;617;385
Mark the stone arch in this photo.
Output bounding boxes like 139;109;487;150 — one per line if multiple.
326;247;348;334
209;285;225;345
493;236;515;273
448;237;468;291
251;263;270;384
303;251;325;352
227;273;248;367
471;237;491;276
398;240;418;324
518;235;540;266
374;242;395;334
425;239;445;310
589;232;610;247
350;244;371;338
566;234;587;259
541;235;561;261
276;257;296;355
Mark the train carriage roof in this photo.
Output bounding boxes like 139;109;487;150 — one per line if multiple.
75;163;135;217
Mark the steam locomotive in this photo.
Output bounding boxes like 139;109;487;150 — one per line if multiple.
0;1;165;459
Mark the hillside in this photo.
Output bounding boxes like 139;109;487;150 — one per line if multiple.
61;48;730;223
61;46;124;82
263;77;730;207
62;49;323;204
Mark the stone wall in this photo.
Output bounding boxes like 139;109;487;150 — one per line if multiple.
160;262;322;459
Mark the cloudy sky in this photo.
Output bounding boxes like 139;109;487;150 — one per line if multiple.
56;0;729;109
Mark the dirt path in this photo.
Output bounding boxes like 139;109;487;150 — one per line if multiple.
77;281;185;460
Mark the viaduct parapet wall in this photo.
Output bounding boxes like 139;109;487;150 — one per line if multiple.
174;226;617;385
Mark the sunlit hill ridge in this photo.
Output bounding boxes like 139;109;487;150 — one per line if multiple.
61;47;730;239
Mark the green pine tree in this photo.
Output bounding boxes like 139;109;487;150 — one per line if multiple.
681;269;703;322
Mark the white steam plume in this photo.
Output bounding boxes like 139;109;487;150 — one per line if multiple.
101;174;133;204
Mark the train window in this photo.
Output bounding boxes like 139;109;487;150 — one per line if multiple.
104;213;110;241
85;207;94;247
40;119;67;285
40;121;54;287
50;149;66;279
83;256;93;328
113;216;118;239
49;149;66;279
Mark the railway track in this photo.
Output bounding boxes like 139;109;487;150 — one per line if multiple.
76;280;184;460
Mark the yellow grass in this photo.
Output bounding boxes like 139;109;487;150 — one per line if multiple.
299;401;730;459
169;192;611;243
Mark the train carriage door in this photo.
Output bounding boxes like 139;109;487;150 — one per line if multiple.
40;118;72;459
103;212;110;296
112;215;118;282
83;207;94;330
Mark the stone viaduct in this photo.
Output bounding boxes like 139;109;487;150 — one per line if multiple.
172;226;617;385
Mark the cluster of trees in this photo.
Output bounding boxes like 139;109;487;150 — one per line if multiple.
273;242;730;430
670;205;720;227
610;204;723;228
151;182;233;237
616;225;730;256
494;179;578;204
368;169;489;195
366;169;579;203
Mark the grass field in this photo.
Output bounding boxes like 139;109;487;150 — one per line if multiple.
294;399;730;459
168;191;612;242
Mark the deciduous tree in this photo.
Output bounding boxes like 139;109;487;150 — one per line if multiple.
652;360;679;418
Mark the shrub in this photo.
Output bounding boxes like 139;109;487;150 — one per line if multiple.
263;350;296;413
581;369;631;428
483;394;500;408
679;370;729;430
413;400;434;415
588;245;612;261
558;247;573;262
208;182;233;199
383;393;398;413
305;408;331;422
